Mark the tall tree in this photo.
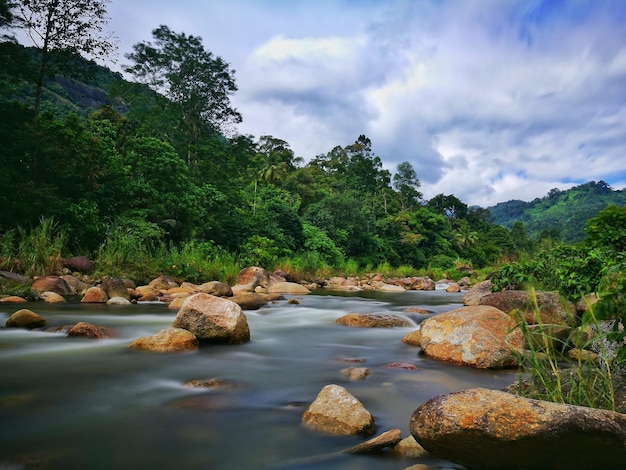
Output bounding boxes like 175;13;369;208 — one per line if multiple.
393;161;422;211
124;25;241;165
12;0;116;117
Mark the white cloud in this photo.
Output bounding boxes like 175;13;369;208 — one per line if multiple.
104;0;626;206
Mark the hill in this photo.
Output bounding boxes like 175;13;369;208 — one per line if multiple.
487;181;626;242
0;41;136;116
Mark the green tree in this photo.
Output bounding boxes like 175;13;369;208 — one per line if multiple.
393;161;422;211
585;205;626;253
427;193;468;227
12;0;116;117
454;219;478;249
124;24;241;166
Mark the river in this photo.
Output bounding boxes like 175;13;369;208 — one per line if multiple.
0;289;519;469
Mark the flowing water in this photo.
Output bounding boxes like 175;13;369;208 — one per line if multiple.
0;289;518;469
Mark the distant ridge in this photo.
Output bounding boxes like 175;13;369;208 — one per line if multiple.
487;181;626;242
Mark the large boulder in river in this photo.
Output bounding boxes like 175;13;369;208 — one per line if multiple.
462;279;493;306
200;281;233;297
230;292;268;310
67;321;112;339
31;275;73;296
60;275;92;295
172;293;250;344
232;266;270;293
81;286;108;303
410;387;626;470
267;282;311;294
415;305;523;368
100;277;130;300
129;327;199;352
6;309;46;329
302;384;375;436
148;275;179;291
479;290;576;326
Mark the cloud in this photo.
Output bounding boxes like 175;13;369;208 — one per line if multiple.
105;0;626;207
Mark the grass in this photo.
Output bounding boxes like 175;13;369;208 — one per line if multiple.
0;217;67;276
511;290;618;411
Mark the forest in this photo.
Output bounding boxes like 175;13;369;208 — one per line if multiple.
0;2;624;300
0;35;531;281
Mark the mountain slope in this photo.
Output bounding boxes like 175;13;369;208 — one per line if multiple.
488;181;626;242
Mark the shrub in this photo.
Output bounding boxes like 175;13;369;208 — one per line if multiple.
513;291;617;411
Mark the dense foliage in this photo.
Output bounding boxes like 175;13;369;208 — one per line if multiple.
0;38;533;279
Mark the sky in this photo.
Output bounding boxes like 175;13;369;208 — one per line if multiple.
101;1;626;206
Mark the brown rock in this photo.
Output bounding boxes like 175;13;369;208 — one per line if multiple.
129;327;198;352
62;255;94;273
81;286;108;303
335;313;412;328
302;384;375;436
340;367;370;380
31;276;73;296
479;290;576;326
106;296;131;305
401;330;422;346
135;285;160;301
100;277;130;300
268;282;311;294
148;275;179;291
199;281;233;297
410;387;626;470
179;282;202;293
167;296;187;310
168;286;195;295
384;361;419;370
6;309;46;329
445;283;461;293
392;435;429;458
417;305;523;368
326;276;348;289
183;377;237;388
409;276;436;291
567;348;599;362
230;292;268;310
0;296;27;303
60;274;92;294
40;291;66;303
233;266;270;292
67;321;112;339
461;279;493;306
172;293;250;344
404;307;431;314
345;428;402;454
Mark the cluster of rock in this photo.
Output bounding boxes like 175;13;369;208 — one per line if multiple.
5;262;624;469
321;274;470;292
402;281;626;469
305;280;626;469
